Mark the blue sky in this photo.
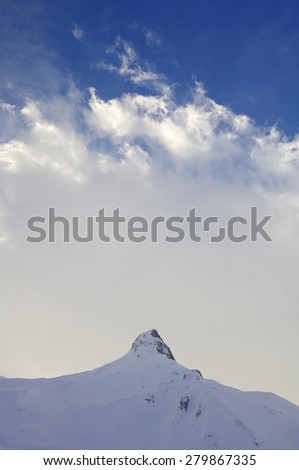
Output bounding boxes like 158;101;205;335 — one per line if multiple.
1;0;299;407
1;0;299;134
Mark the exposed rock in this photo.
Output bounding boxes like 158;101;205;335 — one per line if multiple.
131;329;175;361
179;394;190;412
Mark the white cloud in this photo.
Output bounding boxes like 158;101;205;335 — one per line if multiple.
251;127;299;182
97;144;151;178
96;37;170;94
143;27;161;47
0;100;15;113
71;23;85;42
2;80;299;198
85;82;299;196
0;98;89;182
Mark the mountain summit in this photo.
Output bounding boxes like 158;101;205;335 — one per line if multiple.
131;329;175;360
0;330;299;450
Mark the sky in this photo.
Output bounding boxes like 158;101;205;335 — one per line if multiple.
0;0;299;406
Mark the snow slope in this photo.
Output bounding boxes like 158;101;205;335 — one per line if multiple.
0;329;299;449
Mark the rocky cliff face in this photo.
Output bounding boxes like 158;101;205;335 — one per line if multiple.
131;329;176;360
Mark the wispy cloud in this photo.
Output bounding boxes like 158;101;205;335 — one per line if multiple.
0;100;15;113
96;37;170;94
143;27;161;47
71;23;85;42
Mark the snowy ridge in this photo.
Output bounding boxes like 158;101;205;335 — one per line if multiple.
0;329;299;449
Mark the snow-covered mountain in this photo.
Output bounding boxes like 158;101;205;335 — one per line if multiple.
1;329;299;449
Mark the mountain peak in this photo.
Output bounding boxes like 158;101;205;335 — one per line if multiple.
131;329;175;360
